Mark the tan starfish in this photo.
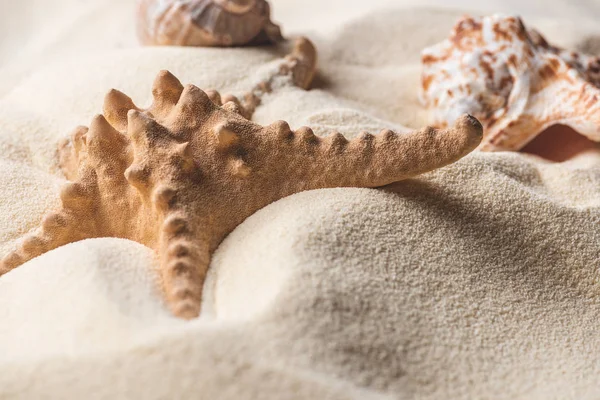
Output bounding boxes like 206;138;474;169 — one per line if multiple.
0;71;483;319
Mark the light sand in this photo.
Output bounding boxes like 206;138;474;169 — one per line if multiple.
0;1;599;399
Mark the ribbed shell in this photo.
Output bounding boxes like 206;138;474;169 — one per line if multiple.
136;0;282;46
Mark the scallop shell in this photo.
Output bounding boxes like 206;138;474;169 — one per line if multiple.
420;14;600;151
0;71;482;319
136;0;283;46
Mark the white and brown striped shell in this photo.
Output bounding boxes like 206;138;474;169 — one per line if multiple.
420;14;600;152
136;0;283;46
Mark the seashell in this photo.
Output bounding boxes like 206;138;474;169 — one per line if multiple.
136;0;283;46
420;14;600;152
0;71;483;319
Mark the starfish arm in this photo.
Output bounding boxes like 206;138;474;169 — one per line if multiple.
281;37;318;90
157;212;210;319
58;126;88;180
0;174;99;276
1;114;134;276
298;114;483;189
124;103;212;320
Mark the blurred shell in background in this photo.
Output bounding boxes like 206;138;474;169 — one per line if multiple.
136;0;283;46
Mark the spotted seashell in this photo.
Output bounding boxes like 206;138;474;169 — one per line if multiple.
421;14;600;152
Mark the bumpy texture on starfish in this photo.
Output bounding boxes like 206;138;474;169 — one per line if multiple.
0;71;483;319
420;14;600;151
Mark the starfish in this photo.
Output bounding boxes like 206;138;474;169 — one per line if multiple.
228;35;319;117
0;71;483;319
420;14;600;153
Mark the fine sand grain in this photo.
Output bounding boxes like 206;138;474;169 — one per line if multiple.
0;1;599;399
